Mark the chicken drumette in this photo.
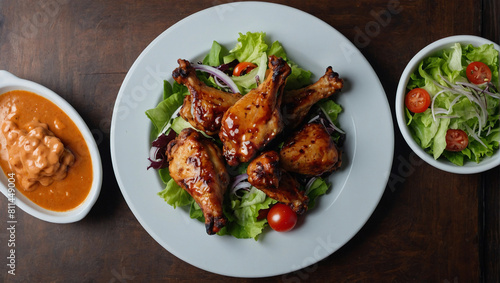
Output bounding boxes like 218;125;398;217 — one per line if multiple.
166;128;230;234
247;151;309;215
172;59;243;136
219;55;291;166
282;66;343;128
280;123;342;176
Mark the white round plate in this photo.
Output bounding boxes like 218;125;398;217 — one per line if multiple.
110;2;394;278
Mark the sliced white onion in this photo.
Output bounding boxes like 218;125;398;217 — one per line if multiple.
159;105;183;137
431;90;447;121
305;177;318;194
434;76;489;129
465;124;488;148
457;81;500;98
308;115;320;123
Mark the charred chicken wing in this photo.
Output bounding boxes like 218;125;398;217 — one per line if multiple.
280;123;342;176
283;66;343;128
247;151;309;215
166;128;230;234
219;56;291;166
172;59;243;136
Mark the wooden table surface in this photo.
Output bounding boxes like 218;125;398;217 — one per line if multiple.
1;0;499;282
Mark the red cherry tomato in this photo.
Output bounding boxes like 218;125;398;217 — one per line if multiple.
445;129;469;152
233;62;257;76
405;88;431;113
466;61;492;84
267;203;297;232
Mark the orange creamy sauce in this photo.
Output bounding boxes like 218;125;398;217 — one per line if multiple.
0;90;93;211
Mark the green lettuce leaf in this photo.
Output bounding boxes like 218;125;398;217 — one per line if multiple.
203;41;228;67
158;179;192;208
318;99;343;123
227;32;269;64
218;187;276;240
145;82;187;137
406;42;500;165
306;178;330;209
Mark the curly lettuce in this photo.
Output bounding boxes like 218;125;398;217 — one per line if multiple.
406;43;499;165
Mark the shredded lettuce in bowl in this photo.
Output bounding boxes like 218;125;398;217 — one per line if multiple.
405;43;500;166
145;32;344;239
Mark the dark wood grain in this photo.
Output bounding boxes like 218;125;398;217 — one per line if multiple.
0;0;498;282
481;1;500;282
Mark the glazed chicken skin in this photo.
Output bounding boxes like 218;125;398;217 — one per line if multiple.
280;123;341;176
166;128;230;234
247;151;309;215
219;55;291;166
283;66;343;128
172;59;243;136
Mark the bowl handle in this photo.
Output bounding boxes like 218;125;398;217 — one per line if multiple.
0;70;18;85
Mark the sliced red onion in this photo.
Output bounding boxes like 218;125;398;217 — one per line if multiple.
149;146;162;162
229;173;251;197
216;59;238;75
147;130;177;170
193;64;240;94
230;173;249;188
319;106;345;134
231;182;252;193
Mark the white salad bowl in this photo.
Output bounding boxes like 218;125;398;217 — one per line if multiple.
395;35;500;174
0;70;103;223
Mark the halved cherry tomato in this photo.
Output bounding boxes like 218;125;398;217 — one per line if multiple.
445;129;469;152
405;88;431;113
267;203;297;232
233;62;257;76
466;61;492;84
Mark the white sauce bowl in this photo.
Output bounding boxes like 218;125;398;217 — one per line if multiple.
0;70;102;223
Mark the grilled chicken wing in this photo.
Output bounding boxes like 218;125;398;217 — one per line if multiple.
247;151;308;215
280;123;341;176
172;59;243;136
283;67;343;128
219;55;291;166
166;128;230;234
